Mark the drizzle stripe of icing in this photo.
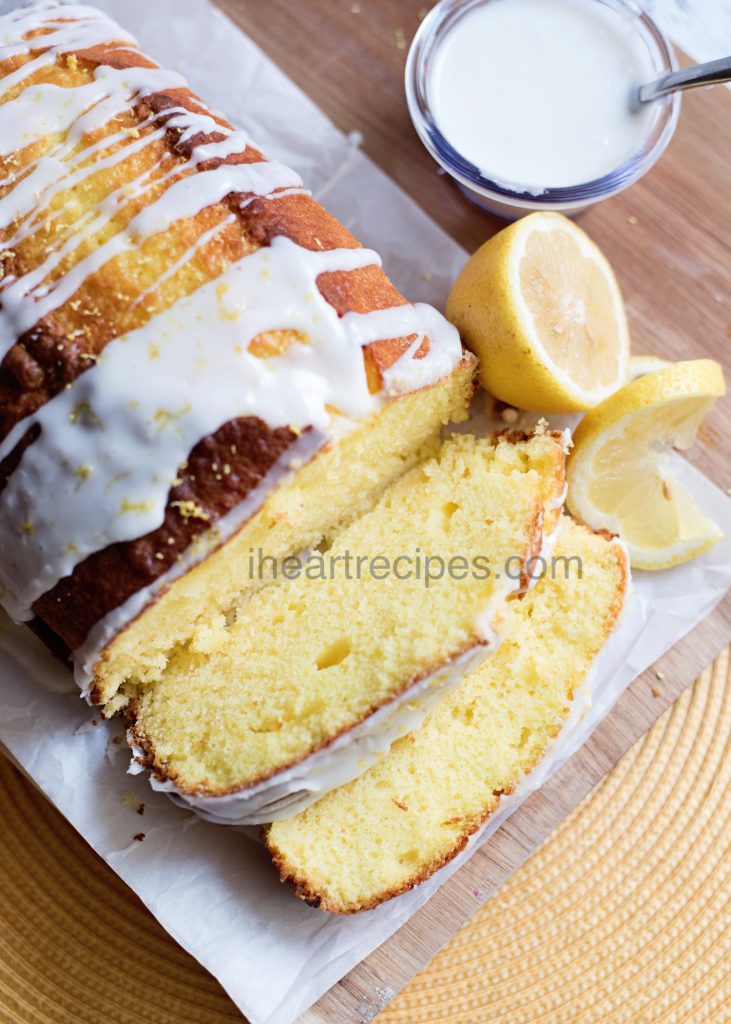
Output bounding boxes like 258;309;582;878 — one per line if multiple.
1;4;292;359
0;68;302;359
0;123;167;231
366;303;464;396
0;51;61;98
0;4;137;65
0;71;180;160
2;109;264;281
0;105;215;239
129;212;236;312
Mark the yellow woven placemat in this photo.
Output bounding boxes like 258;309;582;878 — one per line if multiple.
0;647;729;1024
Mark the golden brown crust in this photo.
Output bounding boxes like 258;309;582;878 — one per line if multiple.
511;500;549;597
494;426;566;448
0;20;444;655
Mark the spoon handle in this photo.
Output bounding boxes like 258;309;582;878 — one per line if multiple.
638;56;731;103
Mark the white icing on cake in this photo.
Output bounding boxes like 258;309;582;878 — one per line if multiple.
0;140;302;357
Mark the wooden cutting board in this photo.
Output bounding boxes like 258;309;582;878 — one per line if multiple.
214;2;731;1019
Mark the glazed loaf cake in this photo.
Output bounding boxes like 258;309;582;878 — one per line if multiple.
265;516;629;912
0;2;473;707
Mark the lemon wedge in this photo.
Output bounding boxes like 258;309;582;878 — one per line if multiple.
567;359;726;570
446;212;629;413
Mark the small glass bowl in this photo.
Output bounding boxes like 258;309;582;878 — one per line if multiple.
405;0;680;218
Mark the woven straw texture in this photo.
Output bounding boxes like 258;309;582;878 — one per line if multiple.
0;648;729;1024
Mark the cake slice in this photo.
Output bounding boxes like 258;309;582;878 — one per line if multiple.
265;516;628;912
127;429;567;821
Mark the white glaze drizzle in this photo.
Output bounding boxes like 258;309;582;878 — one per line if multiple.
128;212;236;312
0;3;463;662
0;109;272;291
0;4;303;359
0;3;137;67
0;120;165;232
0;105;213;239
7;105;219;231
0;154;302;355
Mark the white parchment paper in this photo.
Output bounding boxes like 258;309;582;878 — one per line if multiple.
0;3;729;1023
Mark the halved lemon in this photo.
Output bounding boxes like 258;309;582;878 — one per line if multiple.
567;359;726;570
446;212;630;413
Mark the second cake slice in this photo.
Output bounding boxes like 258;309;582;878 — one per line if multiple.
265;516;629;912
127;429;567;821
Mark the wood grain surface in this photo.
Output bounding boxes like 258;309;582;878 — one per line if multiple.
210;1;731;1020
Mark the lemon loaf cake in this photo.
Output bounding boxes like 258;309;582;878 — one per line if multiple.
265;516;628;912
0;2;473;707
127;429;567;823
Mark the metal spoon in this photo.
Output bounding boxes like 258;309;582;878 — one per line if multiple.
637;56;731;105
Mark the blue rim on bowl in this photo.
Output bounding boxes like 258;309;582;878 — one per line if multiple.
405;0;681;216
